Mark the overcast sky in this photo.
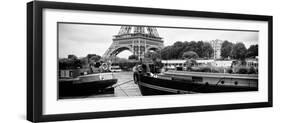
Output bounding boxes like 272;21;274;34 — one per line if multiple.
58;23;258;59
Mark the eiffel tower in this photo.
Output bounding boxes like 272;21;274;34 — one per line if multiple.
102;26;164;59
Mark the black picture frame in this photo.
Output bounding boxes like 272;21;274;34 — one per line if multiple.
27;1;273;122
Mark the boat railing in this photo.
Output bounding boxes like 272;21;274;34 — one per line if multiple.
164;70;258;80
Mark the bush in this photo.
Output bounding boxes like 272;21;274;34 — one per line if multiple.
226;68;233;73
248;66;257;74
232;66;258;74
182;51;199;59
200;66;212;72
188;65;258;74
189;67;200;72
237;67;248;74
191;65;224;73
211;68;220;73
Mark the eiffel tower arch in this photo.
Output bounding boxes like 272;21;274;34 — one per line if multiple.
103;26;164;59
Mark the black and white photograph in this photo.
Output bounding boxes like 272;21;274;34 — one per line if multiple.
58;22;259;99
25;1;273;122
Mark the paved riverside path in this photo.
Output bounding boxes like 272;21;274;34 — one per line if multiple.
87;71;142;98
113;72;142;97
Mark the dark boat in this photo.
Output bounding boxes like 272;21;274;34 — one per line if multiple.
134;70;258;96
59;73;117;99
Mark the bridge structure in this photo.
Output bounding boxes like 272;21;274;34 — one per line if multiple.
102;26;164;59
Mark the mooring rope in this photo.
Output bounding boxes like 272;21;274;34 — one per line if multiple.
118;85;129;96
104;79;134;96
108;80;134;88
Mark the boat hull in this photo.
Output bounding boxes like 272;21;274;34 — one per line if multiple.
59;79;117;98
137;75;258;96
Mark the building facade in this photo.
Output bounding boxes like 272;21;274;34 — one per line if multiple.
210;39;223;59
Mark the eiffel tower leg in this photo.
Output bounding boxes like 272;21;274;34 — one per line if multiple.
102;42;115;58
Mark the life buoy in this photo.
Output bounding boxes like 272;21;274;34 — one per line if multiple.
101;63;108;71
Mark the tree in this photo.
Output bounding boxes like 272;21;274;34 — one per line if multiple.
89;55;101;63
128;54;138;60
85;54;101;67
160;46;174;60
87;54;101;61
185;59;197;71
201;42;214;58
59;56;81;69
160;41;213;60
144;51;160;61
80;57;89;68
182;51;199;59
67;54;78;60
246;44;258;58
93;62;101;68
194;41;204;57
173;41;185;58
231;42;247;60
221;41;234;59
182;41;197;55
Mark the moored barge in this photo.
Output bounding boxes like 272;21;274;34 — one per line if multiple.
59;72;117;98
135;70;258;96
